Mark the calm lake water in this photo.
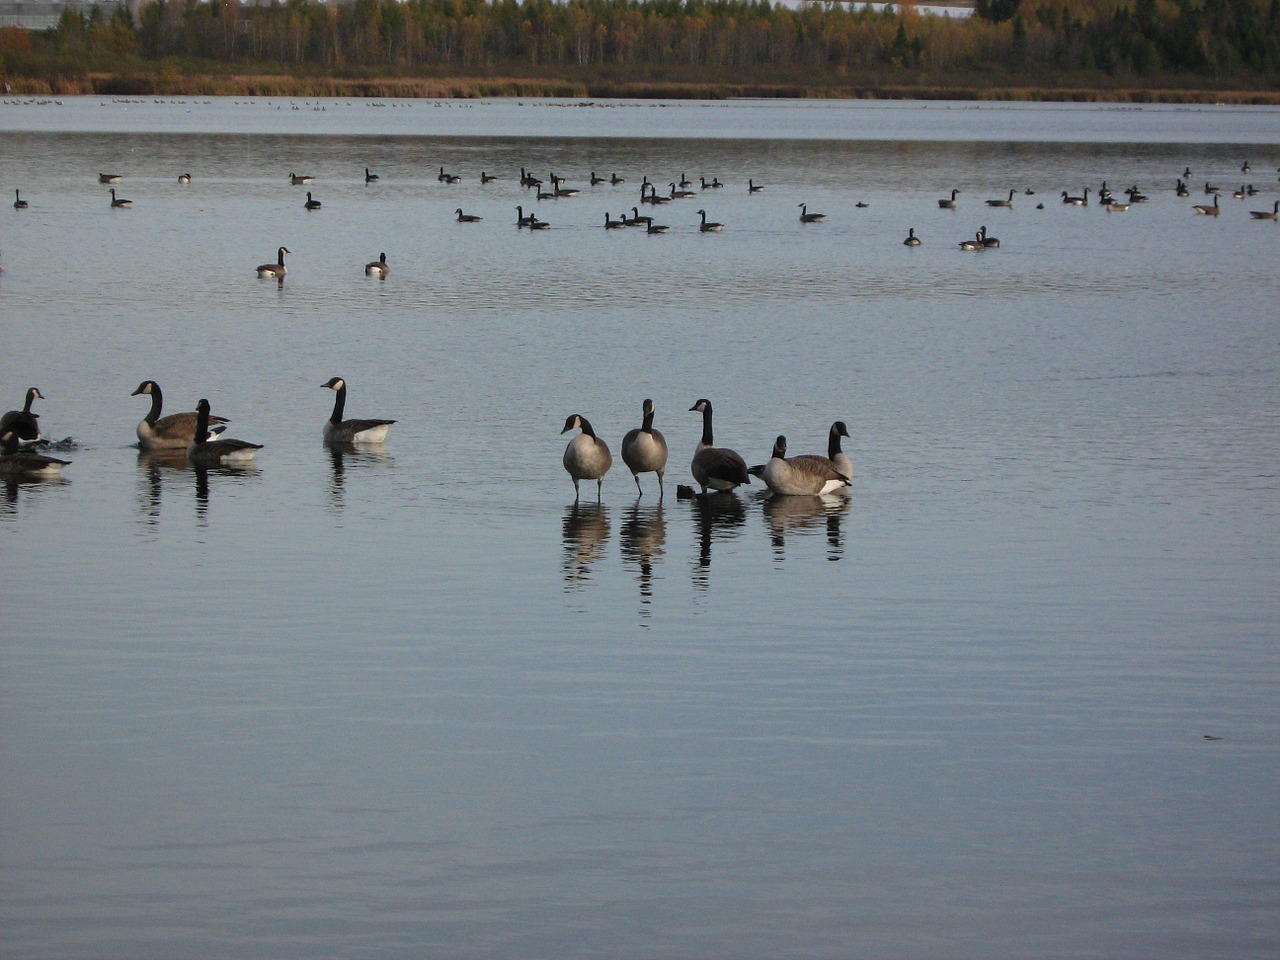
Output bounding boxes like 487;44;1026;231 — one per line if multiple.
1;97;1278;959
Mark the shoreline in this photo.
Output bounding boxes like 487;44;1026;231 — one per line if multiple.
5;73;1280;105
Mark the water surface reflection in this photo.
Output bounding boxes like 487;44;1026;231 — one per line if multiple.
761;491;852;562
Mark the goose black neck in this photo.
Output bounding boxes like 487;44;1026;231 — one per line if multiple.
700;404;714;446
145;384;164;425
828;426;844;460
578;417;596;439
642;407;656;434
194;402;210;447
22;389;37;414
329;383;347;425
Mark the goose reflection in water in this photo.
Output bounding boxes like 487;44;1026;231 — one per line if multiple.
619;501;667;617
192;460;260;526
689;492;746;590
761;491;851;562
326;441;394;513
134;449;193;526
562;501;610;589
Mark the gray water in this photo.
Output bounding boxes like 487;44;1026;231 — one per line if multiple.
1;97;1278;959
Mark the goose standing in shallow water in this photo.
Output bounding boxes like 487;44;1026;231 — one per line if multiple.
562;414;612;501
132;380;228;450
689;399;749;495
13;189;28;209
321;377;396;444
621;399;668;497
756;436;850;496
365;252;389;276
257;246;289;279
0;387;45;443
0;429;69;477
903;227;921;246
109;188;131;207
187;399;261;466
792;421;853;482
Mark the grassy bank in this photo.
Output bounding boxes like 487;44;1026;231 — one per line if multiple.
6;71;1280;104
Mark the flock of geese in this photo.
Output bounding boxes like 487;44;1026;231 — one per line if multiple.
0;382;853;505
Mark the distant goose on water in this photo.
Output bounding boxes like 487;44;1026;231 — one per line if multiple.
798;203;826;223
0;387;45;444
1249;200;1280;220
178;173;191;184
364;167;379;182
0;429;69;478
304;191;322;210
321;377;396;444
256;246;289;279
748;179;764;193
903;227;921;246
13;189;28;209
109;188;132;207
289;172;314;184
938;189;959;209
986;189;1015;207
455;208;482;222
1192;195;1221;215
365;252;389;277
99;173;122;183
697;209;723;232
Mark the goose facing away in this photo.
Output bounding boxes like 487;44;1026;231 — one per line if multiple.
904;227;921;246
0;429;69;477
187;399;262;466
562;414;612;500
131;380;228;450
697;209;723;232
304;191;322;210
938;188;959;209
13;189;28;209
109;188;131;207
0;387;44;443
986;189;1015;207
178;173;191;184
321;377;396;444
798;203;826;223
365;252;389;277
689;399;749;494
748;179;764;193
790;421;853;482
257;246;289;279
1249;200;1279;220
621;398;668;497
1193;195;1221;215
759;436;850;496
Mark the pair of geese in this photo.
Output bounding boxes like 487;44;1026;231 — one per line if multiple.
561;399;852;501
131;377;395;465
255;248;391;279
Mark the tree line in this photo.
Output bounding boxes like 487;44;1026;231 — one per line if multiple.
2;0;1277;95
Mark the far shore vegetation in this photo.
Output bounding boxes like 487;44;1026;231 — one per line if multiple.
1;0;1278;103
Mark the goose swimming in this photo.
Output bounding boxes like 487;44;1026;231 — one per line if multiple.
321;377;395;444
132;380;228;450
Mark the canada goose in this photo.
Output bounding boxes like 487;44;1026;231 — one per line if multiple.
455;208;482;222
590;172;606;185
1183;166;1193;178
679;173;692;188
515;206;535;228
610;173;625;185
13;189;28;209
641;182;669;205
480;171;497;183
0;387;44;443
1176;179;1190;197
536;185;557;201
364;167;379;182
321;377;396;444
528;216;550;230
188;399;261;466
1232;185;1247;199
178;173;191;184
1242;161;1251;173
1098;181;1113;204
304;191;321;210
628;207;653;228
131;380;228;450
1104;198;1131;212
1249;201;1280;220
551;175;579;197
256;246;289;279
109;188;132;207
604;212;626;229
646;222;669;234
980;225;1000;248
697;209;723;232
99;173;122;183
758;436;850;496
1061;188;1089;205
621;399;669;497
781;421;853;483
959;230;984;251
798;203;826;223
903;227;921;246
986;189;1015;207
938;189;959;209
520;168;542;188
688;399;749;494
748;179;764;193
670;182;696;200
438;166;461;183
0;429;69;477
561;413;612;500
365;252;389;277
289;172;314;184
1193;195;1221;215
1204;181;1220;195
